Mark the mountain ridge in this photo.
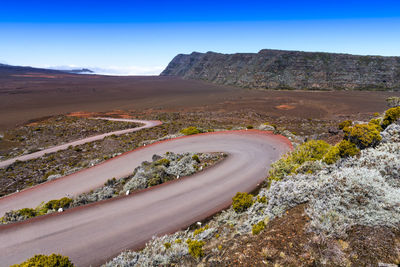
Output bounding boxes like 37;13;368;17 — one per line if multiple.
161;49;400;91
0;63;93;75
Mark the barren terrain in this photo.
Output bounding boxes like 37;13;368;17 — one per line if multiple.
0;73;399;131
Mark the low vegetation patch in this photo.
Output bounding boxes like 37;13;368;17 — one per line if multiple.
232;192;254;213
386;96;400;108
382;106;400;129
343;123;382;149
252;220;266;235
1;197;73;224
186;239;205;258
11;254;74;267
180;126;203;135
268;140;331;182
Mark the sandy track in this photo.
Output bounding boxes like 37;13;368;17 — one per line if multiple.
0;118;162;169
0;130;291;266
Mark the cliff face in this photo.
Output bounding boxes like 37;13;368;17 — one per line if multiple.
161;49;400;90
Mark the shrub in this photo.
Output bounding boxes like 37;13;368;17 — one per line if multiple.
147;177;161;187
322;146;340;165
104;177;117;186
175;239;182;244
192;154;200;163
386;96;400;108
44;197;72;211
345;124;382;149
186;239;205;258
154;158;170;167
382;106;400;129
252;220;266;235
164;242;171;249
323;140;360;165
232;192;254;213
11;254;74;267
180;127;202;135
337;139;360;158
269;140;331;181
369;118;383;132
193;225;209;236
246;125;254;129
338;120;352;130
17;208;37;218
257;195;267;203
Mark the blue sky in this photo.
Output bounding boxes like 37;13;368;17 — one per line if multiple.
1;0;400;75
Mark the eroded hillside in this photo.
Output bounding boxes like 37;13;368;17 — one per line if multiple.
161;49;400;91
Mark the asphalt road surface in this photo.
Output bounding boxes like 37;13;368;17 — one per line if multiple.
0;129;291;266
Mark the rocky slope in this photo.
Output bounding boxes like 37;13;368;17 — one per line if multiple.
161;49;400;91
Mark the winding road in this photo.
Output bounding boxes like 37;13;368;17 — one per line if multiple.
0;118;162;169
0;119;291;267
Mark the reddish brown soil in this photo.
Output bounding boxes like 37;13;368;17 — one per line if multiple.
275;104;296;110
67;110;132;119
0;74;399;130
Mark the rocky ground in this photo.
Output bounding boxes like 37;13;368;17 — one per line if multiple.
0;115;140;160
105;109;400;267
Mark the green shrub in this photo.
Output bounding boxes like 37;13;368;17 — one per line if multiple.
11;254;74;267
256;195;267;203
269;140;331;181
252;221;266;235
147;177;161;187
44;197;72;211
154;158;170;167
322;146;340;165
382;106;400;129
338;120;352;130
246;125;254;129
368;119;383;134
344;124;382;149
175;239;182;244
322;140;360;165
186;239;205;258
164;242;171;249
337;139;360;157
104;177;117;186
386;96;400;108
193;225;209;236
232;192;254;213
192;154;200;163
180;126;202;135
17;208;37;218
